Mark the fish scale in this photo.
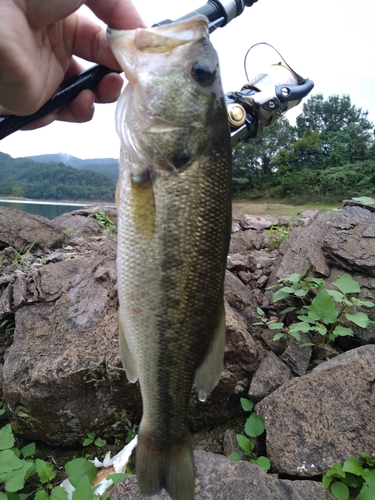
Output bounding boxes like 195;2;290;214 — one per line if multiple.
109;15;232;500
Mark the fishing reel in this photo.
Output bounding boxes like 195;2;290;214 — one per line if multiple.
226;43;314;145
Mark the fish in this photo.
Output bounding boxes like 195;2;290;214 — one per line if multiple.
108;15;232;500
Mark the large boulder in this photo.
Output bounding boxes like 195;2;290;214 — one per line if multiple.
256;345;375;476
111;450;333;500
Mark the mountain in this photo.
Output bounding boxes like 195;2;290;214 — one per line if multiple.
0;152;115;201
27;153;119;183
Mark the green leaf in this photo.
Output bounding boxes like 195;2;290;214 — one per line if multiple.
332;325;354;337
20;442;36;459
272;288;293;302
267;322;284;330
0;450;22;474
333;274;361;294
273;332;285;341
284;273;302;283
322;473;333;489
289;331;301;342
294;289;308;297
256;308;265;317
299;343;315;348
327;290;345;302
35;491;49;500
228;452;242;461
360;452;375;468
35;459;56;484
314;324;327;335
289;322;311;333
351;298;375;308
236;434;254;453
250;456;271;473
82;438;93;447
106;473;128;485
94;437;106;448
308;290;338;324
330;481;349;500
245;413;264;438
326;463;346;478
2;461;33;492
72;475;95;500
341;472;362;489
342;457;363;475
280;306;297;314
240;399;254;412
357;482;375;500
65;458;98;488
50;486;70;500
345;312;370;328
0;424;15;450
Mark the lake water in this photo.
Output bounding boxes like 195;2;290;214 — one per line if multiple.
0;199;86;219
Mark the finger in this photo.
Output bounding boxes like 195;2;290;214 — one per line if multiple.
86;0;145;30
26;1;85;28
92;71;123;103
21;89;95;129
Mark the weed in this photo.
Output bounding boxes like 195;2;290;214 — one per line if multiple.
91;210;116;231
11;239;38;271
228;398;271;473
83;432;106;448
257;272;375;355
0;423;129;499
265;223;292;249
0;315;15;337
322;453;375;500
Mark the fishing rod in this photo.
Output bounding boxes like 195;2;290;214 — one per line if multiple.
0;0;314;144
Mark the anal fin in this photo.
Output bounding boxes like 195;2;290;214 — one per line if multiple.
118;309;138;383
194;303;226;402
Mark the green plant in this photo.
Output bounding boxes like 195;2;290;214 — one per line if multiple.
322;453;375;500
0;423;127;499
11;240;38;271
83;433;106;448
92;211;116;231
265;223;292;249
0;316;15;337
228;399;271;473
261;272;375;355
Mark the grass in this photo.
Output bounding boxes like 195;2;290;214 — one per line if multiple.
232;199;340;219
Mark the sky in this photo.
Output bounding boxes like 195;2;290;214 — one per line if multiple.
0;0;374;160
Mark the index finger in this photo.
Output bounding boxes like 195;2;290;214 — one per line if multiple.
86;0;145;29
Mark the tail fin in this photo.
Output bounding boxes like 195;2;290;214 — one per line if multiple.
136;430;195;500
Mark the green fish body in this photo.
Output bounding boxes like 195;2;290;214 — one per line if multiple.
108;16;232;500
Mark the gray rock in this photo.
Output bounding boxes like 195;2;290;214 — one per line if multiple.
248;351;292;401
280;333;312;376
111;450;333;500
256;345;375;476
240;215;273;230
0;208;65;252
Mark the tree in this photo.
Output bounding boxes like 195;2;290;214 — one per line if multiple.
296;94;374;164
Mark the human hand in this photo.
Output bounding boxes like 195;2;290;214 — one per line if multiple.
0;0;144;129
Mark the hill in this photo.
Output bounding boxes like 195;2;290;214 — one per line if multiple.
0;152;115;201
27;153;119;183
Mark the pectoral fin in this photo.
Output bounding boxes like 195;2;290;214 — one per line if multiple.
194;304;226;402
119;309;138;383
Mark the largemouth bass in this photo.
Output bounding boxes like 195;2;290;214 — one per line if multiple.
108;16;232;500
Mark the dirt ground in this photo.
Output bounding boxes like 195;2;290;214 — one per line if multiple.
232;201;304;218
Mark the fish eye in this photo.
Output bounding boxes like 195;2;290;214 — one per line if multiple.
191;61;215;87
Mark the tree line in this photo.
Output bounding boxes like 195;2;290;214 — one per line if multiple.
0;154;116;201
233;93;375;203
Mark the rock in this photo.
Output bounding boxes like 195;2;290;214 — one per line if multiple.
224;271;258;315
256;345;375;476
0;208;65;253
248;352;292;401
240;215;273;230
226;253;253;272
2;246;143;445
280;333;313;376
111;450;333;500
52;213;102;238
